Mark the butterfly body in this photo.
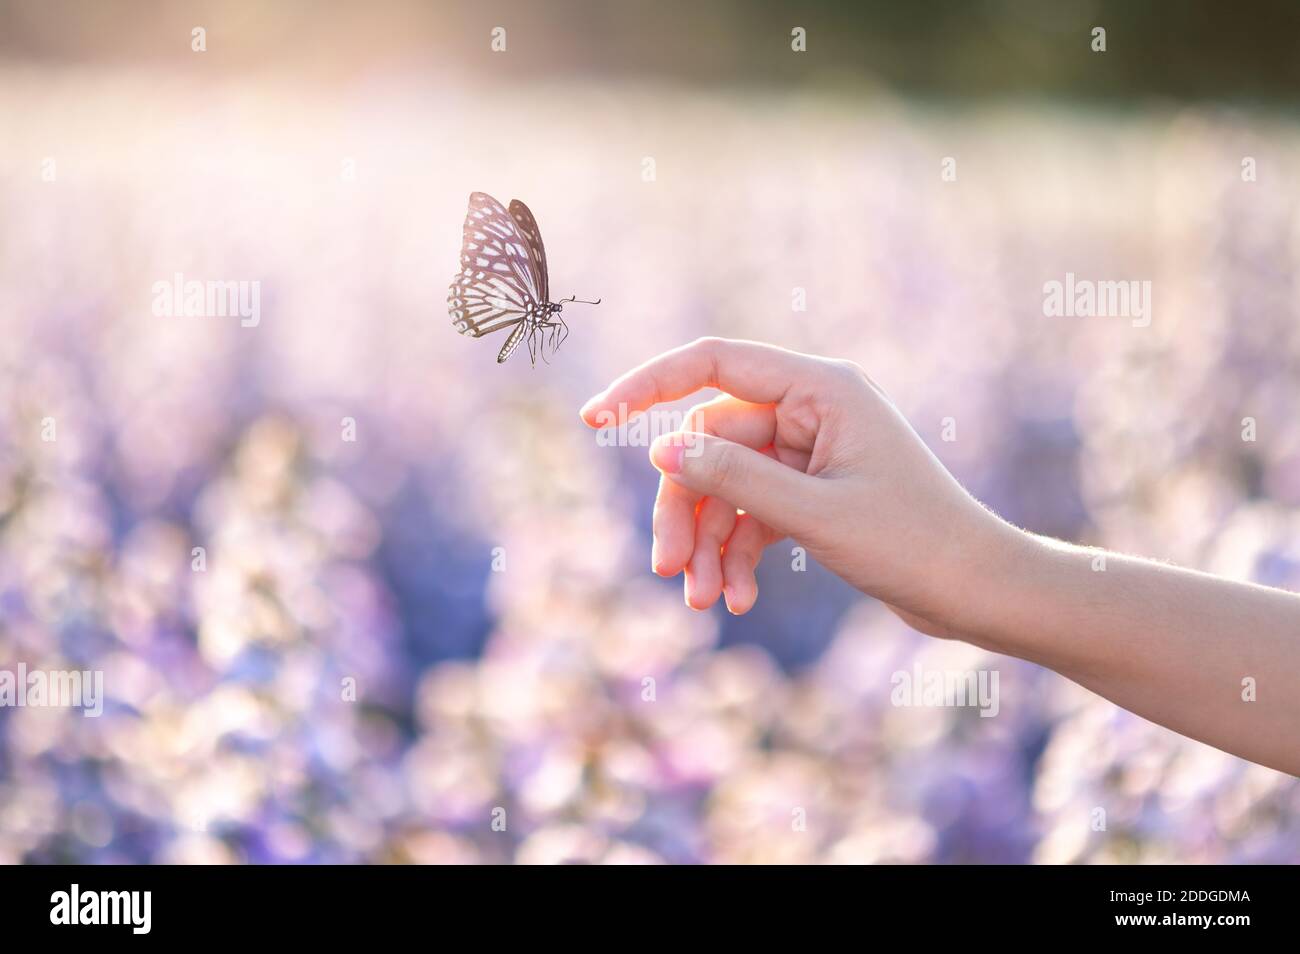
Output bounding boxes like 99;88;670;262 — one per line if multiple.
497;300;566;364
448;192;598;366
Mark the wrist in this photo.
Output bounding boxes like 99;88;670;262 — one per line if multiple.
945;518;1050;658
957;525;1106;678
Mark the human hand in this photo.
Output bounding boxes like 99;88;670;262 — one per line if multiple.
579;337;1024;638
580;337;1300;775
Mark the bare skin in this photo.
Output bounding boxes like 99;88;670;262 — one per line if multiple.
579;337;1300;777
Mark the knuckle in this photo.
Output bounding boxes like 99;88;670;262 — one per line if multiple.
688;337;726;389
730;524;770;564
723;541;762;571
707;441;741;490
697;497;733;538
683;401;712;431
825;358;886;400
829;357;867;383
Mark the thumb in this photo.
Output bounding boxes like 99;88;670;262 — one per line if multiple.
649;432;825;537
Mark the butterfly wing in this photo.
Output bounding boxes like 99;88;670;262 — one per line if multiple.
448;192;542;342
508;199;549;306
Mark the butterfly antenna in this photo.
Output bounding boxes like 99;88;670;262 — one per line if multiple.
559;294;601;306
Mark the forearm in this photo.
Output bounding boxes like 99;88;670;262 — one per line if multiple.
971;529;1300;776
582;338;1300;774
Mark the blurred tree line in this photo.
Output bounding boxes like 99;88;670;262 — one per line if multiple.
2;0;1296;103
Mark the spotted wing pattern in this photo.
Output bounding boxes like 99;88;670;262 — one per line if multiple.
507;199;549;306
447;192;541;341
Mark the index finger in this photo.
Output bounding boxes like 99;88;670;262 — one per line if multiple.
579;337;816;426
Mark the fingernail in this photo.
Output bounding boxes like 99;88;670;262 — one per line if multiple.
578;392;604;422
650;439;685;474
723;585;737;613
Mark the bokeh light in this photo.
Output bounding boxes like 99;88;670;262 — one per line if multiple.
2;2;1298;864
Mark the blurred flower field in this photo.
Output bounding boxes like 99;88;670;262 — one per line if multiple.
1;69;1299;863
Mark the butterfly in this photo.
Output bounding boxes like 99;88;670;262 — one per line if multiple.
448;192;600;365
